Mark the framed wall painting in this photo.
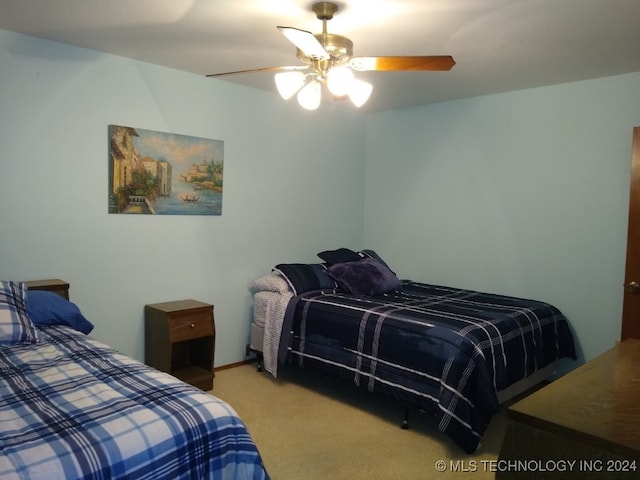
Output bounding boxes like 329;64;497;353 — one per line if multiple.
108;125;224;215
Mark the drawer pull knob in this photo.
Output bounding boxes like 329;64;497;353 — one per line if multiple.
190;323;195;329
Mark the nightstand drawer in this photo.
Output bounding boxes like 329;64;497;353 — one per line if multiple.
169;312;212;342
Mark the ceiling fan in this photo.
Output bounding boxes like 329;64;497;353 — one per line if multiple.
207;2;455;110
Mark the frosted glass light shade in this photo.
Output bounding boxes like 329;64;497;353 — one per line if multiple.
297;80;322;110
327;67;354;97
275;72;306;100
347;79;373;108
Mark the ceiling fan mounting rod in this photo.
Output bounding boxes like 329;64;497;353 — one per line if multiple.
313;2;338;35
303;2;341;81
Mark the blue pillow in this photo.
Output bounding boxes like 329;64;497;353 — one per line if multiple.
26;290;94;334
0;280;40;345
327;258;402;296
273;263;338;296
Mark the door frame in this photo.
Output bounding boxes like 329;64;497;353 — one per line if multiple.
621;126;640;341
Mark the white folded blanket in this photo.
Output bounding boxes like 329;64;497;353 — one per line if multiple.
251;275;293;377
252;291;271;328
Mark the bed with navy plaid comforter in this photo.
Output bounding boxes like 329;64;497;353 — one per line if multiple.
281;281;576;453
0;325;269;480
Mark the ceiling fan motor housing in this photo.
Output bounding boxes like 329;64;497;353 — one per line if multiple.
297;33;353;68
296;1;353;74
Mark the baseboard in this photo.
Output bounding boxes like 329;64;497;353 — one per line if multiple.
214;358;258;372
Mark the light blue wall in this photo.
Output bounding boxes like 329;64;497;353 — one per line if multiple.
3;29;639;370
0;30;366;365
364;72;640;365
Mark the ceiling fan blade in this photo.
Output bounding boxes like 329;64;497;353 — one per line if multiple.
277;26;330;60
206;65;309;77
350;56;456;72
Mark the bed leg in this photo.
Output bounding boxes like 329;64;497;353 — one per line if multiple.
256;353;263;372
401;406;410;430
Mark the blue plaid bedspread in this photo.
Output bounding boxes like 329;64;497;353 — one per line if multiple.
0;326;269;480
281;281;576;453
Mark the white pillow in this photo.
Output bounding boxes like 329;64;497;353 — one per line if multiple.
249;273;291;294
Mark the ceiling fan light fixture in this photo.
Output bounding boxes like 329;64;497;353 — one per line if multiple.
326;66;354;97
347;78;373;108
275;71;306;99
297;79;322;110
209;2;455;112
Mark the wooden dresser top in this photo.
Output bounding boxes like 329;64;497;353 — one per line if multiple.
508;338;640;458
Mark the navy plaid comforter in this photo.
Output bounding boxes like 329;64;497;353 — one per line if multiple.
281;281;576;453
0;326;269;480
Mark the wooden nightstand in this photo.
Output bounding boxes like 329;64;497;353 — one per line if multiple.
144;299;215;391
25;279;70;299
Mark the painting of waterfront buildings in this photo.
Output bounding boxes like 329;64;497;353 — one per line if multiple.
108;125;223;215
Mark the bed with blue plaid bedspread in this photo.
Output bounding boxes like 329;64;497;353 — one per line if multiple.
280;281;576;453
0;325;269;480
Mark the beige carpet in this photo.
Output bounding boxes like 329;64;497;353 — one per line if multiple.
210;363;507;480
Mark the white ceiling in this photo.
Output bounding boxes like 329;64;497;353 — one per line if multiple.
1;0;639;112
